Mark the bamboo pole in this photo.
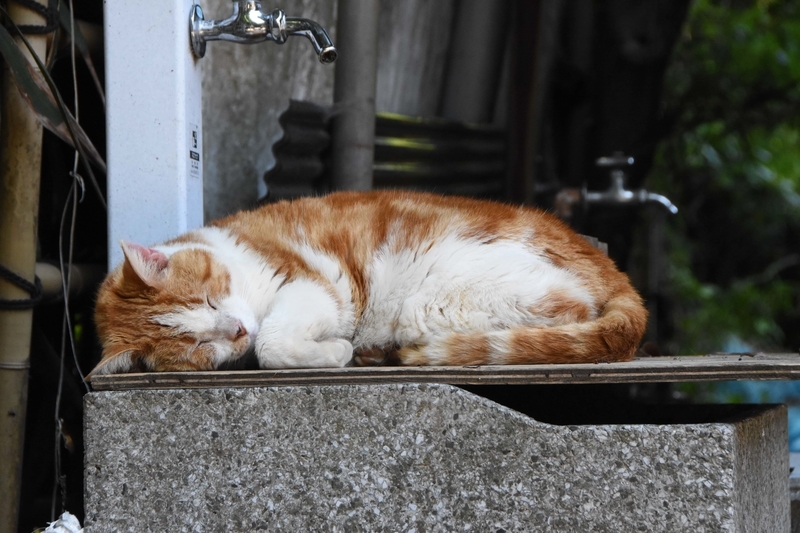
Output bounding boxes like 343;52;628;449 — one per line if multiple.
0;0;48;530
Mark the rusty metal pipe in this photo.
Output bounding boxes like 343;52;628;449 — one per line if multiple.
329;0;379;191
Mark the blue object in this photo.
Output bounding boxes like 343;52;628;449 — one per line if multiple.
710;380;800;451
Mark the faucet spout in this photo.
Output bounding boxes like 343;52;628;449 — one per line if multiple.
642;192;679;215
284;18;338;63
190;1;337;63
584;154;678;214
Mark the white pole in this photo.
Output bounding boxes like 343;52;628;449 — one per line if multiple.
104;0;203;269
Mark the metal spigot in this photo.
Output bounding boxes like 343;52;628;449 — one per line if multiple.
584;153;678;214
189;1;338;63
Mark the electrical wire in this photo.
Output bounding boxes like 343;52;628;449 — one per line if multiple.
51;0;90;520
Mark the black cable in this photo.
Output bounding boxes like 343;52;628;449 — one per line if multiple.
4;0;58;35
0;263;42;310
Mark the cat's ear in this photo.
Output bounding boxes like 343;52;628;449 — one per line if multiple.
87;350;142;378
119;240;169;289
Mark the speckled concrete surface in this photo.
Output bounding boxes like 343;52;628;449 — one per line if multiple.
84;384;788;532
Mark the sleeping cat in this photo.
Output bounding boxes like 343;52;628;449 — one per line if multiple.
90;190;647;375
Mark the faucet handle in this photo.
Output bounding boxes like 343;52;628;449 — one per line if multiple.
190;5;208;58
267;9;288;43
595;153;634;169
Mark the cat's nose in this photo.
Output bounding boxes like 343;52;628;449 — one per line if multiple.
221;318;248;341
233;321;247;340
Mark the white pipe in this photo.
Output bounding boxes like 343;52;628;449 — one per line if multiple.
104;0;203;269
35;263;105;302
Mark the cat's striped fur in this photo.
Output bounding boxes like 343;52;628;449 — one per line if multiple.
91;191;647;375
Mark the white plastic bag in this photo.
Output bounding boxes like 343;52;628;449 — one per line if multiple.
44;512;83;533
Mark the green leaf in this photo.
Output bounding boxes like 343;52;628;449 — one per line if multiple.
0;11;107;209
0;21;62;124
0;20;106;175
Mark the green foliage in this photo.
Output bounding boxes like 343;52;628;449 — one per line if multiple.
652;0;800;354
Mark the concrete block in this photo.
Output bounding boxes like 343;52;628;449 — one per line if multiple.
84;384;788;532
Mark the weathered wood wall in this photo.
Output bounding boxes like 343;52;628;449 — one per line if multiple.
374;0;456;116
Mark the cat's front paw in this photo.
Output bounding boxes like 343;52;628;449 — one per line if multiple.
255;336;353;368
322;338;354;367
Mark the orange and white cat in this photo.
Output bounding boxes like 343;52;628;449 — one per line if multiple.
91;191;647;375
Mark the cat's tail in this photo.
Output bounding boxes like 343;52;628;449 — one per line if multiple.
398;289;647;366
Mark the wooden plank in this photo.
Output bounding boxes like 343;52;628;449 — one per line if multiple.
90;353;800;391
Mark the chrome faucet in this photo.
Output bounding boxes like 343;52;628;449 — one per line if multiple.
189;1;337;63
584;153;678;214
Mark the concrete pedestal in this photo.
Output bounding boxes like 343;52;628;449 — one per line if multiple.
84;384;788;532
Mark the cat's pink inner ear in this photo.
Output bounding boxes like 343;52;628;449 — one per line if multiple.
119;240;169;288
